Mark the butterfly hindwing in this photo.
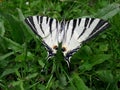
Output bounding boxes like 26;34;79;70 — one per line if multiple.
25;16;60;58
62;18;110;65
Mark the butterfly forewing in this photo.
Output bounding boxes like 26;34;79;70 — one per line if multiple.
77;18;110;42
62;18;110;65
25;16;60;58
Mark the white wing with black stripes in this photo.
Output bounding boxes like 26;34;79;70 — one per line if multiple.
25;16;60;58
25;16;110;67
61;18;110;66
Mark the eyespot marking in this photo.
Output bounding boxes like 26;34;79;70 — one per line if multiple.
62;47;67;52
53;45;58;50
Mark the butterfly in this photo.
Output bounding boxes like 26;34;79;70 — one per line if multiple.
25;16;110;67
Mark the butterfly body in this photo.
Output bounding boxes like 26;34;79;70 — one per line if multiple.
25;16;110;66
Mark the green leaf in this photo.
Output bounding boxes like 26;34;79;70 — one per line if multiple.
0;36;23;52
0;21;5;36
0;52;14;61
11;80;22;87
79;62;93;71
72;73;90;90
59;74;67;86
82;45;93;56
36;84;46;90
106;82;118;90
46;74;53;89
30;1;41;8
25;73;38;80
4;14;25;44
96;70;118;90
15;52;34;62
95;3;120;19
79;54;111;71
17;8;33;40
38;59;45;68
91;54;111;66
0;68;17;78
96;70;114;83
0;79;5;88
11;80;24;90
17;8;25;22
99;43;109;52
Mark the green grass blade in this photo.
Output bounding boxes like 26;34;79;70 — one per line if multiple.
72;73;90;90
0;21;5;36
95;3;120;19
0;36;23;52
0;52;14;61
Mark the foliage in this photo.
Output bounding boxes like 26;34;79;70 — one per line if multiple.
0;0;120;90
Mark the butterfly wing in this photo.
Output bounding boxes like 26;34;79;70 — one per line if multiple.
62;18;110;65
25;16;59;58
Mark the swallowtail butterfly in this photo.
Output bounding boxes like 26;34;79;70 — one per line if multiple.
25;16;110;66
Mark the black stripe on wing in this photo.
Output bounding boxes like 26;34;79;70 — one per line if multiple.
25;16;45;36
64;47;80;61
42;41;55;57
78;18;94;39
77;18;110;42
90;20;109;35
63;18;110;67
88;18;95;27
78;19;81;26
84;18;89;27
78;28;86;39
77;18;90;39
71;19;77;38
46;17;49;23
85;19;110;42
25;16;58;59
25;16;38;35
49;18;53;34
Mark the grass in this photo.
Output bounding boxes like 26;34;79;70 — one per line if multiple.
0;0;120;90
